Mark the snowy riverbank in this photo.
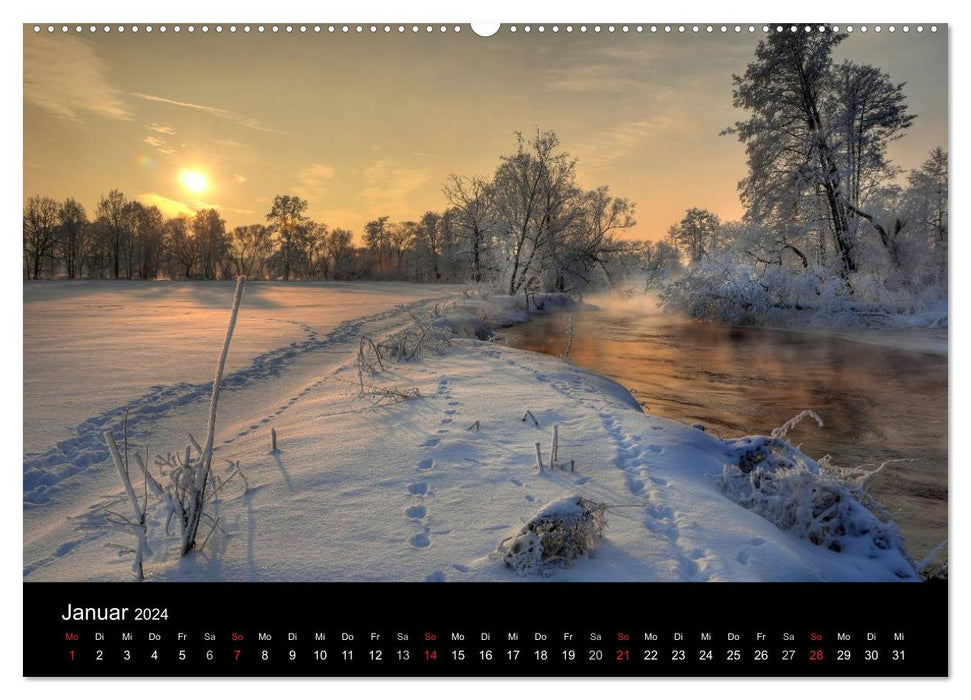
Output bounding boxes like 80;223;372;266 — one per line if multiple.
24;283;924;582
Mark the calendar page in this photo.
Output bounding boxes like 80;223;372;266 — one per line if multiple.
22;20;948;677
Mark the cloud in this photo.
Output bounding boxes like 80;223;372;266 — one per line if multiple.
546;63;645;94
137;193;195;218
24;35;130;121
129;92;289;134
143;135;176;155
137;193;253;218
361;160;431;217
214;138;248;149
146;123;175;135
231;174;248;185
572;118;675;174
293;163;337;199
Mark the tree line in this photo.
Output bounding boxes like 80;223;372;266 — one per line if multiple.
23;129;635;295
24;31;947;304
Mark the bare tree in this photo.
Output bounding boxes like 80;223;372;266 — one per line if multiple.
228;224;273;278
364;216;391;277
57;198;88;279
23;196;60;279
324;227;353;279
134;204;165;280
193;209;229;280
96;190;129;279
266;195;309;280
167;216;198;279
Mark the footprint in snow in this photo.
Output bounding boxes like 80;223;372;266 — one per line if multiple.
406;505;427;519
444;409;457;415
426;570;446;582
749;537;766;547
649;476;668;486
441;418;453;425
421;437;440;448
453;563;470;573
417;458;435;471
408;482;429;496
525;494;535;503
648;445;663;454
736;551;750;565
510;478;523;486
575;476;591;485
411;528;431;548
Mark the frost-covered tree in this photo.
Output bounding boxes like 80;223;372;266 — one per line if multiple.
444;174;495;283
636;239;683;287
832;61;914;213
23;195;60;279
728;30;913;279
668;208;722;264
905;148;948;286
492;129;579;296
546;187;634;291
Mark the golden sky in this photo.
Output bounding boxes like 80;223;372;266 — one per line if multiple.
23;26;948;241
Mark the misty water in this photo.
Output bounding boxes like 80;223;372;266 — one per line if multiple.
501;297;947;559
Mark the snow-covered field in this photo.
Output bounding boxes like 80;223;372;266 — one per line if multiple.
24;282;920;582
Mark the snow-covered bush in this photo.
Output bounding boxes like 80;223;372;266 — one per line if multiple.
379;307;453;362
718;412;918;580
660;251;936;328
496;495;606;576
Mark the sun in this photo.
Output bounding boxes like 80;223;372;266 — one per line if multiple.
178;169;208;195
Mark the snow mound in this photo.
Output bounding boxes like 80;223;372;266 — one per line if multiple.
720;435;918;580
496;495;606;577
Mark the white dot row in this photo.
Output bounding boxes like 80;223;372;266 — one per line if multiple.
31;24;941;35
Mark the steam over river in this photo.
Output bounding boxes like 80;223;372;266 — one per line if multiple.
501;296;947;560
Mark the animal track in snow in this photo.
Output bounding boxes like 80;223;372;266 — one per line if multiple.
408;481;429;496
411;528;431;548
406;505;427;519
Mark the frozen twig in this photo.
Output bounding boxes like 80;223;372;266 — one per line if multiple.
184;276;245;555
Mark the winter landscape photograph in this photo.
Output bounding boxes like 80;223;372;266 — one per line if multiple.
23;25;947;584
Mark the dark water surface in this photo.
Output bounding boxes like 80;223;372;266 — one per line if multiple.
501;299;947;560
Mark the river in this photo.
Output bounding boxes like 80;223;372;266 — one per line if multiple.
500;295;948;560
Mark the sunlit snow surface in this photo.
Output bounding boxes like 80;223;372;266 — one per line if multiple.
23;282;917;582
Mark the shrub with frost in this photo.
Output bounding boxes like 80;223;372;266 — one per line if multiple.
496;495;606;576
718;411;918;579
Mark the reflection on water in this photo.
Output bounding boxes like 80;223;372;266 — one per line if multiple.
501;299;947;559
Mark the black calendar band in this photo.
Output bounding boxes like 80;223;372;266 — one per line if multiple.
24;581;948;677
